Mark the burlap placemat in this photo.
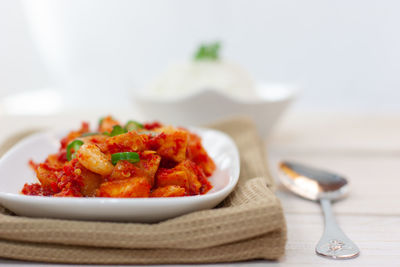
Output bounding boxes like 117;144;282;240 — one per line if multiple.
0;117;286;264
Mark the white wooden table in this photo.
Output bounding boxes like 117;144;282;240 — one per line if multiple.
267;112;400;266
0;112;399;266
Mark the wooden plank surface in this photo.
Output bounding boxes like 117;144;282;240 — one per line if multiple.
0;113;399;266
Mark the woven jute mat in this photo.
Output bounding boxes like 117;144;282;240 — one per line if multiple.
0;117;286;264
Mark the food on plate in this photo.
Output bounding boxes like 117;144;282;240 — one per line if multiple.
146;41;257;99
21;116;215;198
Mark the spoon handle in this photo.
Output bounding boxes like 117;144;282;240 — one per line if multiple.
316;198;360;259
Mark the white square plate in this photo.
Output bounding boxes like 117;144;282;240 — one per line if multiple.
0;127;240;222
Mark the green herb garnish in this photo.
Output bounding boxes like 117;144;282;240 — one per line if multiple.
81;132;100;137
194;41;221;61
110;125;126;137
125;120;143;132
111;152;140;165
66;140;84;161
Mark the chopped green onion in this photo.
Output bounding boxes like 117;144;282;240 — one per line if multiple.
66;140;84;161
110;125;126;137
194;41;221;61
81;132;100;137
125;120;143;132
111;152;140;165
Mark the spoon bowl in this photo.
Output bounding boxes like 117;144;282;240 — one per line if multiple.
279;161;360;259
279;161;348;201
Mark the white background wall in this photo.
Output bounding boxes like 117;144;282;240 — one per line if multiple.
0;0;48;98
0;0;399;113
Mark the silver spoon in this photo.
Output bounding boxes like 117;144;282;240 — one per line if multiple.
279;161;360;259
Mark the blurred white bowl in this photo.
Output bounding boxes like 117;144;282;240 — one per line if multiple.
134;83;298;137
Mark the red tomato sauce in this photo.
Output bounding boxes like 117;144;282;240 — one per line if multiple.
21;117;216;198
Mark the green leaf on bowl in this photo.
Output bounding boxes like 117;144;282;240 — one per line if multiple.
194;41;221;61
